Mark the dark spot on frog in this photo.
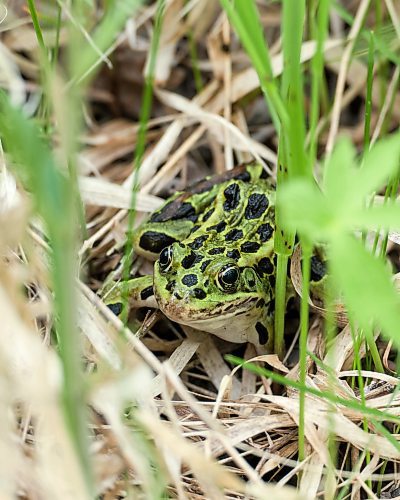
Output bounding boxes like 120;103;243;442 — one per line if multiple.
202;208;214;221
269;275;276;288
257;223;274;242
268;298;275;315
107;302;123;316
248;278;255;288
225;228;243;242
240;241;260;253
150;201;198;223
226;249;241;260
208;247;225;255
310;255;327;282
166;280;176;292
182;251;203;269
245;193;269;220
255;322;268;345
256;298;265;308
256;257;274;276
233;170;250;182
204;279;209;287
260;169;268;179
178;242;185;248
189;224;200;234
189;234;209;250
140;286;154;300
223;183;241;211
182;274;198;287
193;288;206;299
200;259;212;272
207;221;226;233
173;202;198;222
139;231;177;254
149;201;173;222
174;292;182;300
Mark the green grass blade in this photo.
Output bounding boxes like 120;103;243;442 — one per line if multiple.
363;31;375;152
226;356;400;429
26;0;47;55
219;0;288;132
281;0;307;179
121;0;166;325
0;93;92;491
70;0;143;85
309;0;330;167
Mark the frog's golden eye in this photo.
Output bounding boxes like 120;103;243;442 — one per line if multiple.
159;245;173;272
217;264;240;292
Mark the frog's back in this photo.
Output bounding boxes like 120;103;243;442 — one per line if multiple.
134;163;274;260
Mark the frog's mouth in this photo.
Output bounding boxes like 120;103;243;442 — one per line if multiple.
154;286;258;325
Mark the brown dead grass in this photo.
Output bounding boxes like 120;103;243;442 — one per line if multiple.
1;1;400;499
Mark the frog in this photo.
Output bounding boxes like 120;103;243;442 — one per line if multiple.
103;163;278;350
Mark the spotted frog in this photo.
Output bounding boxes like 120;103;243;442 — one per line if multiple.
104;163;278;349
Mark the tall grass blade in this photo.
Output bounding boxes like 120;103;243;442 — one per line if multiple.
0;93;92;491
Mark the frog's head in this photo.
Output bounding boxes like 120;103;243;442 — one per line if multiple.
153;242;271;340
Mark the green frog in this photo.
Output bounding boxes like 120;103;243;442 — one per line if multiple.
103;163;278;350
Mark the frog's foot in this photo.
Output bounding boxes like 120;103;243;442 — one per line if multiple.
101;275;157;316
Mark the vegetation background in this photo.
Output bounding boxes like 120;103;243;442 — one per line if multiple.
1;0;400;498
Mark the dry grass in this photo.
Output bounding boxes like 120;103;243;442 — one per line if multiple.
1;1;400;499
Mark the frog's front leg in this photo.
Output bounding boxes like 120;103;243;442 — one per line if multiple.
102;275;157;316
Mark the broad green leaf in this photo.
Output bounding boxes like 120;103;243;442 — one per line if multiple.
355;133;400;201
278;179;333;239
330;234;400;349
350;203;400;231
322;137;357;209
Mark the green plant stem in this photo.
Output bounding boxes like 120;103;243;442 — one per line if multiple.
364;327;384;372
361;31;375;245
324;273;338;493
309;0;330;167
363;32;375;153
349;321;372;488
274;253;288;358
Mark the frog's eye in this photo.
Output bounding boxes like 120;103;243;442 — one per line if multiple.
159;245;173;272
217;264;240;292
